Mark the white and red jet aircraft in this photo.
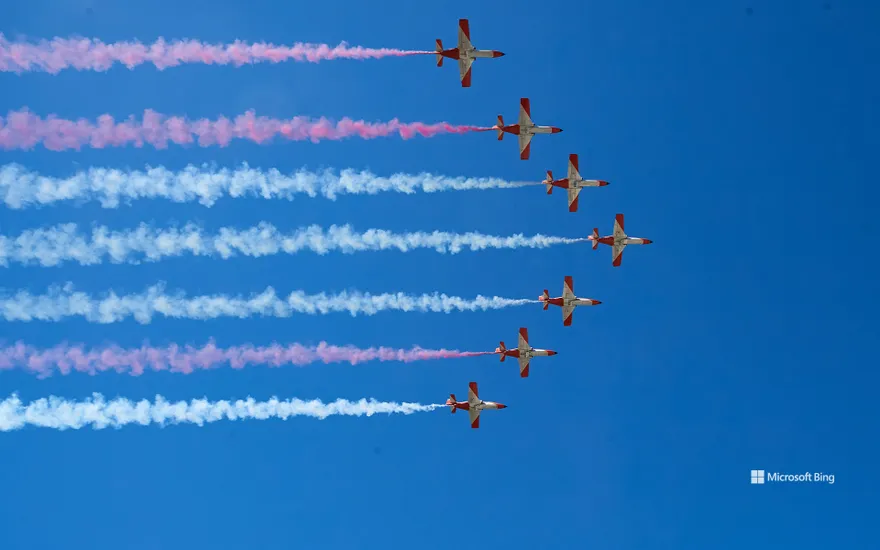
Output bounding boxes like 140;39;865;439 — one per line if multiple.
588;213;654;267
495;327;557;377
495;98;562;160
539;276;602;326
544;154;610;212
435;19;504;87
446;382;507;429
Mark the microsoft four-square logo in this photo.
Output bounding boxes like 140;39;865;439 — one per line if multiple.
751;470;765;484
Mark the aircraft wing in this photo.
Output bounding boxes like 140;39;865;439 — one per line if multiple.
567;154;580;181
457;19;473;51
613;213;626;239
517;354;531;378
458;57;474;87
468;381;479;405
468;407;480;428
519;133;533;160
562;304;574;326
517;327;529;351
518;98;532;127
563;276;574;299
612;242;625;267
567;186;581;212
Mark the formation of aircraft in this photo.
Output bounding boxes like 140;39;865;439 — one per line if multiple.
588;213;654;267
544;154;609;212
435;19;504;87
539;276;601;326
495;98;563;160
431;19;654;428
446;382;507;428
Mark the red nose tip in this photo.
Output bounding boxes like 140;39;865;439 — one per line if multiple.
547;351;558;356
643;239;653;244
592;300;602;305
599;180;610;186
493;51;505;58
551;127;563;133
497;404;507;409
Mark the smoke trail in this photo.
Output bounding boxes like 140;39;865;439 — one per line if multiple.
0;222;588;267
0;163;537;209
0;34;433;74
0;109;491;152
0;393;443;431
0;340;497;377
0;283;537;324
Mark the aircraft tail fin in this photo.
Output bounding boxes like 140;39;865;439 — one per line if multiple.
545;171;554;194
496;115;505;140
542;290;550;309
591;228;599;250
497;341;507;361
447;394;457;413
435;39;443;66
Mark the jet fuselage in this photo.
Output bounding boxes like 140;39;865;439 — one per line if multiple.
438;47;504;61
594;236;653;247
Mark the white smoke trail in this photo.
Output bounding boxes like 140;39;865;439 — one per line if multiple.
0;222;587;267
0;392;443;431
0;163;536;209
0;283;537;324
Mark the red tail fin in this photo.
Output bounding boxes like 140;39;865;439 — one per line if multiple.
447;393;457;413
591;228;599;249
545;171;554;194
497;341;507;362
496;115;504;140
435;39;443;66
542;290;550;309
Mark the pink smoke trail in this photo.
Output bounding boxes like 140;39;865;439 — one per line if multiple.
0;109;492;151
0;340;498;377
0;34;434;74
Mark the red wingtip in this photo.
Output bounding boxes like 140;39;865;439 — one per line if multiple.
551;127;563;133
493;51;505;57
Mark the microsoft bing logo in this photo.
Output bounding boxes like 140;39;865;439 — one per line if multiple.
750;469;835;485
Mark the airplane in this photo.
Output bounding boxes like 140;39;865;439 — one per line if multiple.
435;19;504;87
495;327;557;377
544;154;610;212
588;213;654;267
495;98;562;160
446;381;507;429
539;275;602;326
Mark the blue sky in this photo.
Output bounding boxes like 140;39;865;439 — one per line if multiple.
1;0;878;548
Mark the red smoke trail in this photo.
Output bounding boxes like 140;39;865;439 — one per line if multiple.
0;109;492;151
0;341;498;377
0;35;434;73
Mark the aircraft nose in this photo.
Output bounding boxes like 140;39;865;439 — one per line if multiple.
547;350;558;356
493;51;505;57
643;239;653;244
497;404;507;409
551;127;563;133
599;180;610;186
591;300;602;305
